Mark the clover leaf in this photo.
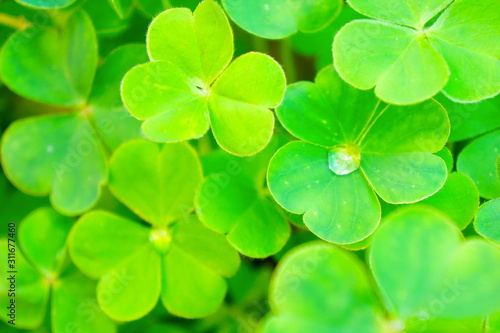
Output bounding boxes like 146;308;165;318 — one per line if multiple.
474;198;500;244
292;5;365;70
0;10;148;215
267;65;449;244
263;206;500;332
221;0;343;40
416;172;479;229
457;130;500;199
435;94;500;142
195;138;290;258
121;0;286;156
333;0;500;105
370;206;500;320
69;139;240;320
0;207;115;332
262;241;383;333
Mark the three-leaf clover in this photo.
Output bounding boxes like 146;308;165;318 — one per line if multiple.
221;0;343;39
333;0;500;105
0;207;115;332
263;206;500;333
267;65;449;244
0;9;148;215
195;138;291;258
69;139;240;320
120;0;286;156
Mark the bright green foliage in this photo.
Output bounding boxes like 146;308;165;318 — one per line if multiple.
0;0;499;331
83;0;129;35
195;139;290;258
333;0;500;105
0;10;97;106
222;0;343;39
110;0;134;18
0;207;115;332
263;241;383;333
458;130;500;199
436;94;500;142
15;0;75;9
267;66;449;244
292;5;365;70
109;139;202;226
474;198;500;244
69;139;240;320
370;206;500;319
121;0;286;156
263;206;500;332
435;146;454;173
417;172;479;229
1;26;147;214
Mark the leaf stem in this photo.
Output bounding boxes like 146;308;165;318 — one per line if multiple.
251;35;269;54
354;100;381;144
356;103;391;146
280;38;297;84
0;13;32;31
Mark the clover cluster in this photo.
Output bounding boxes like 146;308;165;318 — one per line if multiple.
0;0;499;332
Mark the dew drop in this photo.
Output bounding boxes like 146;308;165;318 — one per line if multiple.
328;144;361;176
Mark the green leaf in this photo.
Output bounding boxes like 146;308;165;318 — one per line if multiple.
292;5;365;70
435;146;453;173
417;172;479;229
15;0;75;9
439;93;500;142
222;0;343;39
361;153;448;204
334;20;449;105
370;206;500;319
334;0;500;105
69;211;161;321
121;61;210;143
70;211;240;320
268;141;381;244
147;0;233;85
83;0;129;35
108;139;202;226
196;142;290;258
270;66;449;242
19;207;72;277
263;241;382;333
88;44;148;150
0;239;49;329
110;0;134;19
52;270;116;333
209;52;286;155
347;0;452;28
457;130;500;199
427;0;500;102
474;198;500;244
122;1;286;155
161;216;240;318
0;10;97;106
1;114;108;215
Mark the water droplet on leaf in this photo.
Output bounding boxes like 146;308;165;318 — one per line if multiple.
328;144;361;175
